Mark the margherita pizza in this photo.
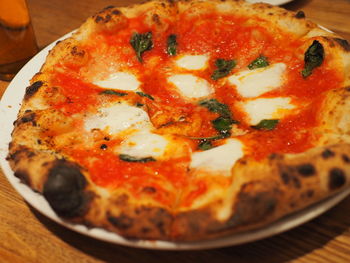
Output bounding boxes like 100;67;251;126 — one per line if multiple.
6;0;350;241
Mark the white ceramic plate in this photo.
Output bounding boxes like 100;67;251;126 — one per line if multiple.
1;31;349;250
247;0;294;5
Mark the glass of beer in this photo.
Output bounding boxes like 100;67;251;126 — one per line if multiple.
0;0;39;81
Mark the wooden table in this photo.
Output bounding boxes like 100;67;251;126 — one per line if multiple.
1;0;350;262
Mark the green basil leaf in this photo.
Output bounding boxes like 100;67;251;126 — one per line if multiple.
130;32;153;62
167;34;177;56
211;59;236;80
136;91;154;100
301;40;324;78
248;55;269;70
119;154;156;163
198;99;232;119
188;134;225;140
136;102;144;107
198;140;213;151
212;116;235;136
252;119;279;130
100;90;128;96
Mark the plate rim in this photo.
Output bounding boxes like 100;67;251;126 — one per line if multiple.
0;29;349;250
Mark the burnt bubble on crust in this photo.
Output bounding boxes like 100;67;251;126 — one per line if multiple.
43;159;91;218
14;112;37;127
24;81;43;100
107;213;134;230
328;168;346;190
322;149;335;159
14;170;30;185
295;10;306;19
296;163;316;177
228;182;277;227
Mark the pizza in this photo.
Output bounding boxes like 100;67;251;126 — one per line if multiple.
6;0;350;241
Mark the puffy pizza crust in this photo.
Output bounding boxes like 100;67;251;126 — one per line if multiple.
7;0;350;241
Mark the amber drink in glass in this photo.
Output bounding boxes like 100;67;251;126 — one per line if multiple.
0;0;39;81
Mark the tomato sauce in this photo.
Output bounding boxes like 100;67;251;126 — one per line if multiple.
50;11;343;206
50;72;100;115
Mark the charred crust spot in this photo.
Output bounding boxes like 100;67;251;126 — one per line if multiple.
95;16;102;22
295;11;305;19
342;154;350;163
141;227;151;233
16;112;37;126
113;194;129;205
14;170;30;185
297;164;316;177
333;38;350;51
269;153;283;160
143;186;156;193
301;189;314;199
112;9;121;15
279;167;301;188
292;176;301;188
269;153;278;160
43;159;90;218
7;147;35;165
95;15;107;23
238;159;247;165
229;185;277;226
280;172;290;185
306;189;314;198
149;208;170;235
152;14;161;25
329;168;346;190
71;46;85;57
100;144;108;150
290;202;297;208
108;213;133;230
322;149;335;159
24;81;43;100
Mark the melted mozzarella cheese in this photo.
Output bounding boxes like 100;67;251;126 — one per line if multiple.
84;104;150;135
240;97;295;125
190;139;244;174
93;72;140;91
176;55;209;70
118;131;168;158
168;74;213;98
229;63;286;98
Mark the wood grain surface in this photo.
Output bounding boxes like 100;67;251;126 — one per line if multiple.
1;0;350;262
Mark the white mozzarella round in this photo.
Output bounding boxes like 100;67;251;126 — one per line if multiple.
118;131;168;158
93;72;140;91
168;74;213;99
84;104;151;135
240;97;295;125
190;139;244;174
229;63;286;98
176;55;209;70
